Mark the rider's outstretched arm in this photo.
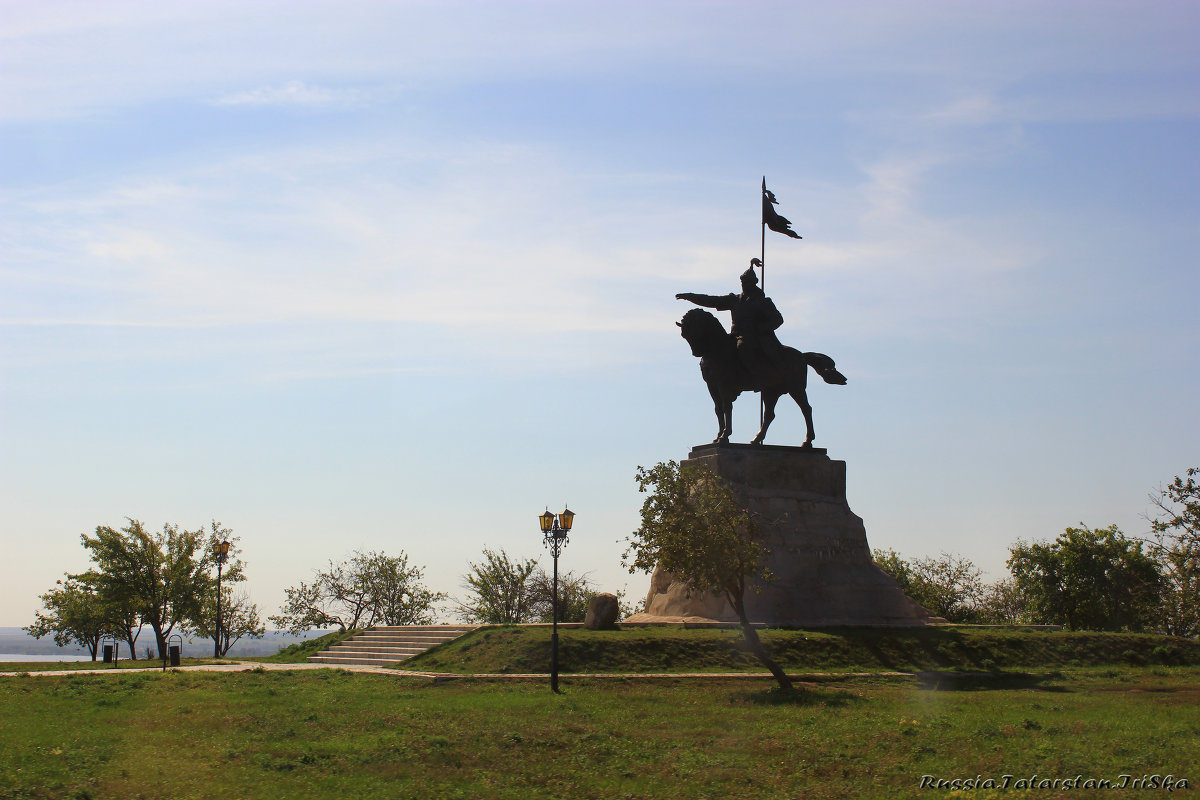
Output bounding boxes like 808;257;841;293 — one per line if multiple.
676;292;737;311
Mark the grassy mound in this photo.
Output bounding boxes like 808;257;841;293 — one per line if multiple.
402;625;1200;674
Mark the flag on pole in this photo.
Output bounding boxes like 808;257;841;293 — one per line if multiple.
762;178;802;239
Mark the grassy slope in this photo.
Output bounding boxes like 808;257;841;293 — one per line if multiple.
2;668;1197;799
403;625;1200;674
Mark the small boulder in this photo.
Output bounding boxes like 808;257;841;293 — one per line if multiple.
584;592;620;630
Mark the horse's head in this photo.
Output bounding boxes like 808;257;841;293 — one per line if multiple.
677;308;729;358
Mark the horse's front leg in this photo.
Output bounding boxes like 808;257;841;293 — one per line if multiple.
750;392;780;445
709;385;730;444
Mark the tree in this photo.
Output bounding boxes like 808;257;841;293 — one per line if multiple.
873;549;987;623
271;580;337;634
72;569;145;659
189;589;265;657
528;569;598;624
365;551;445;626
77;518;217;655
1007;524;1163;631
1147;467;1200;637
976;578;1027;625
458;549;612;625
458;549;539;624
625;461;793;691
270;550;446;633
194;521;249;658
25;578;114;660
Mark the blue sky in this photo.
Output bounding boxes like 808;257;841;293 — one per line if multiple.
2;1;1197;626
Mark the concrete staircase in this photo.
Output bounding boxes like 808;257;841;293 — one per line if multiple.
308;625;478;667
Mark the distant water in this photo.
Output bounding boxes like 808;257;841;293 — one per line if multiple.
0;653;93;663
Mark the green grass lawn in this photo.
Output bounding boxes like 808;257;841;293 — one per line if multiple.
2;666;1197;800
0;657;226;674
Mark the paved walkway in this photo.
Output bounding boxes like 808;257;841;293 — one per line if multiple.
0;660;915;681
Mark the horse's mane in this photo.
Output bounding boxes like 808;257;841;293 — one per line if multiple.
679;308;731;353
680;307;726;336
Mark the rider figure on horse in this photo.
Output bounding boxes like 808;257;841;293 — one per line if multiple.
675;258;786;389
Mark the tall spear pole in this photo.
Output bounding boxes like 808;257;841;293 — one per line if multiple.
759;177;767;429
760;176;767;290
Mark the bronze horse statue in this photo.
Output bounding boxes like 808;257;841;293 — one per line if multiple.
678;308;846;446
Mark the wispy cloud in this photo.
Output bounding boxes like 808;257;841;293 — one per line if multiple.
211;80;365;109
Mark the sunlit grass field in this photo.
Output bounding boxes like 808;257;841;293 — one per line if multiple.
3;666;1197;800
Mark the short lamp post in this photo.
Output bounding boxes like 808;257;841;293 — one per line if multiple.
538;506;575;693
212;540;230;658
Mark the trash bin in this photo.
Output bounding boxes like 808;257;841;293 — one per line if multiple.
103;644;113;663
169;645;181;667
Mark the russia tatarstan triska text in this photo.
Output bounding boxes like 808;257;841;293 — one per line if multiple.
919;774;1190;791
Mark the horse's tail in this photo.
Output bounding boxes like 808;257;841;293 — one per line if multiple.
804;352;847;385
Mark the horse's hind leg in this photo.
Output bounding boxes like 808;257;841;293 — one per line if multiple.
750;392;781;445
790;388;815;447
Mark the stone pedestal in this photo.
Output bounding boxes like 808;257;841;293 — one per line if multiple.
629;444;937;626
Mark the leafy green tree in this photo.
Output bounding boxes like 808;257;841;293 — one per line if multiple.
458;549;619;625
25;578;114;660
77;518;218;655
528;569;598;624
71;569;145;659
873;549;987;623
271;580;336;633
191;521;249;657
976;578;1027;625
270;550;446;633
458;548;539;624
1147;467;1200;636
1007;524;1163;631
625;461;792;691
366;551;446;626
189;588;265;656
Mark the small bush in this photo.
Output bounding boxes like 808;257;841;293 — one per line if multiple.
1121;649;1143;665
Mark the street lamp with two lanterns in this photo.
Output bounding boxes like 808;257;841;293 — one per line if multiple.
537;506;575;693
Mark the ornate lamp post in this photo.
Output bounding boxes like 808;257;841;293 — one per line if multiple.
212;539;230;658
538;506;575;693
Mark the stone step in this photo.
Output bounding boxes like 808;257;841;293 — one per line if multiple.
324;646;431;656
327;637;446;645
308;624;478;667
321;650;426;660
342;630;470;638
343;638;463;642
308;655;412;666
366;626;476;633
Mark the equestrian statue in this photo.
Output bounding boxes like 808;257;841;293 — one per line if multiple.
676;259;846;447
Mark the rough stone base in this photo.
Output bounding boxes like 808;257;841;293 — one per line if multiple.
628;443;938;627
